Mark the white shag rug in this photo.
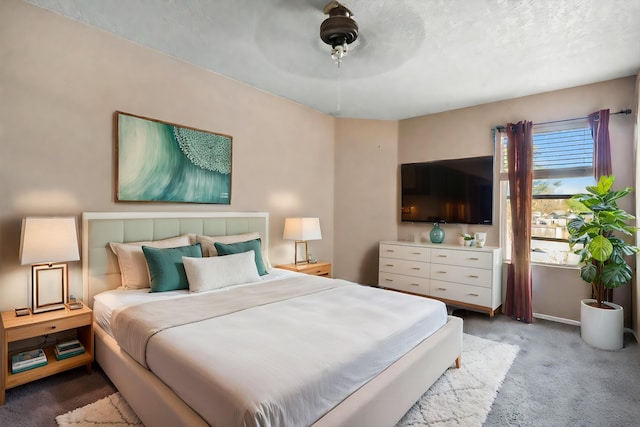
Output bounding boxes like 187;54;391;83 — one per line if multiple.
56;334;518;427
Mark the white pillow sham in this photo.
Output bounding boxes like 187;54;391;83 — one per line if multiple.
109;235;191;289
183;250;260;292
195;232;261;257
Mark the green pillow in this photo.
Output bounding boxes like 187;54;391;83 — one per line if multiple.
214;238;267;276
142;243;203;292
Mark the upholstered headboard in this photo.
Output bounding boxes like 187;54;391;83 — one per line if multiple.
82;212;269;307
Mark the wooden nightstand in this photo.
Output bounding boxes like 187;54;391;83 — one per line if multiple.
0;305;94;405
276;261;332;277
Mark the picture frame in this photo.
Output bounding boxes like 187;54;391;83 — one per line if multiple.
115;111;232;204
32;263;68;314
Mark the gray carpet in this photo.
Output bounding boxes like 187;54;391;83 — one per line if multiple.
1;310;639;426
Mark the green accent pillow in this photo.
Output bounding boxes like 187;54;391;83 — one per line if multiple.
142;243;203;292
214;238;267;276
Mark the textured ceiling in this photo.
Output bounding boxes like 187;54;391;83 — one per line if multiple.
25;0;640;120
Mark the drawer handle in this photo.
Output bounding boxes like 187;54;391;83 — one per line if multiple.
468;293;479;297
410;283;420;287
437;255;447;258
411;267;421;270
385;278;394;282
468;275;479;278
385;250;395;253
436;287;447;291
436;271;447;274
469;257;480;261
385;264;395;267
51;326;57;329
411;252;422;255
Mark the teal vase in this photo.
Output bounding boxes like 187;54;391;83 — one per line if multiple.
430;223;445;243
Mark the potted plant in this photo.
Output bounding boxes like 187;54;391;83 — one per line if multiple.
567;175;638;350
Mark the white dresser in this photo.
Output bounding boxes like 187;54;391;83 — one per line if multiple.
378;241;502;316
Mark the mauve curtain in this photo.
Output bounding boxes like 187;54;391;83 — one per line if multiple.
589;109;612;178
505;121;534;323
589;109;612;301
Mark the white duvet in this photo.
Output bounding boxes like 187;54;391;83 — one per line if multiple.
95;270;447;427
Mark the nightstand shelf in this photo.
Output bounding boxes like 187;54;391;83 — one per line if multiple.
276;261;332;277
0;305;94;405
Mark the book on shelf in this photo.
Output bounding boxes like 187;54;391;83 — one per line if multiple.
54;340;85;360
11;349;47;373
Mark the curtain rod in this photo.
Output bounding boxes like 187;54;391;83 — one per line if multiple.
494;109;632;131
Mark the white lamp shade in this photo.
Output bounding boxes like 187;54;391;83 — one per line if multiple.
283;217;322;241
19;217;80;265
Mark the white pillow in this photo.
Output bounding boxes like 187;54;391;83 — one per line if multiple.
109;235;191;289
183;250;260;292
195;232;261;257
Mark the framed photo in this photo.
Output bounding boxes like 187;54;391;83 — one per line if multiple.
32;263;68;313
115;111;232;204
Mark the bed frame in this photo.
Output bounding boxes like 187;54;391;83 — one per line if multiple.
82;211;463;427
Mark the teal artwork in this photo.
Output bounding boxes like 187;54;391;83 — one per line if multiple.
116;112;231;204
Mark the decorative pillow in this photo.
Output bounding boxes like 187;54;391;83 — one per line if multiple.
214;239;267;276
183;250;260;293
195;232;261;257
142;244;203;293
109;235;191;289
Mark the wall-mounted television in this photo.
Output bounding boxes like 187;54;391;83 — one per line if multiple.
401;156;494;224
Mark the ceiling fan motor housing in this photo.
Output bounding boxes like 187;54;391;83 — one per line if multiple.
320;4;358;48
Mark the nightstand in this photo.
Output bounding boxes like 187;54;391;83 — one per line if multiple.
0;305;94;405
276;261;332;277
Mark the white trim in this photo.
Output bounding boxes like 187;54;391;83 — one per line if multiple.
624;327;637;341
533;312;580;326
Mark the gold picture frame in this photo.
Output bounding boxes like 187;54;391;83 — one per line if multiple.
32;263;68;313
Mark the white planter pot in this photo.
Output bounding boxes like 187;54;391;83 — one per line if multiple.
580;299;624;350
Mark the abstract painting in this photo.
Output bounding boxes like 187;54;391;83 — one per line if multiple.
116;112;231;204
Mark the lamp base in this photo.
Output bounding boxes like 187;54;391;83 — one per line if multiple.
294;240;310;265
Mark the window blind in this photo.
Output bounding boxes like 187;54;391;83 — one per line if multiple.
500;122;593;179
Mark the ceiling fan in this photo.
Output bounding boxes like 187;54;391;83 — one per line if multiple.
320;1;359;65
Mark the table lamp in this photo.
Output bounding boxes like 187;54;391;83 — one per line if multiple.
283;217;322;265
19;217;80;315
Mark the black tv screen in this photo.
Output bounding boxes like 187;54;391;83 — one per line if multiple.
401;156;494;224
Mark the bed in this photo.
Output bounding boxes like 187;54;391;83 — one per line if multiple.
82;211;463;427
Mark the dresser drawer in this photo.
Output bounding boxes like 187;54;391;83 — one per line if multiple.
379;244;430;262
379;258;430;278
379;272;430;295
430;280;492;307
429;264;492;288
430;248;493;269
6;312;92;342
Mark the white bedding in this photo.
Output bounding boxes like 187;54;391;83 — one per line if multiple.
94;270;447;427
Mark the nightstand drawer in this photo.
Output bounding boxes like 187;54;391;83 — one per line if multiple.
275;262;332;277
6;312;92;342
302;263;331;276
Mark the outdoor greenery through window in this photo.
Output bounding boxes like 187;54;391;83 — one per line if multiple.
500;121;595;265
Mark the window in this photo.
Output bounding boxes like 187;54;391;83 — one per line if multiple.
500;121;595;266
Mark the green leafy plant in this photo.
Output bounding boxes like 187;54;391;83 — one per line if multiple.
567;175;638;308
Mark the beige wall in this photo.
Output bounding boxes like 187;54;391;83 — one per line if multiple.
398;77;638;322
0;0;335;311
333;119;399;284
